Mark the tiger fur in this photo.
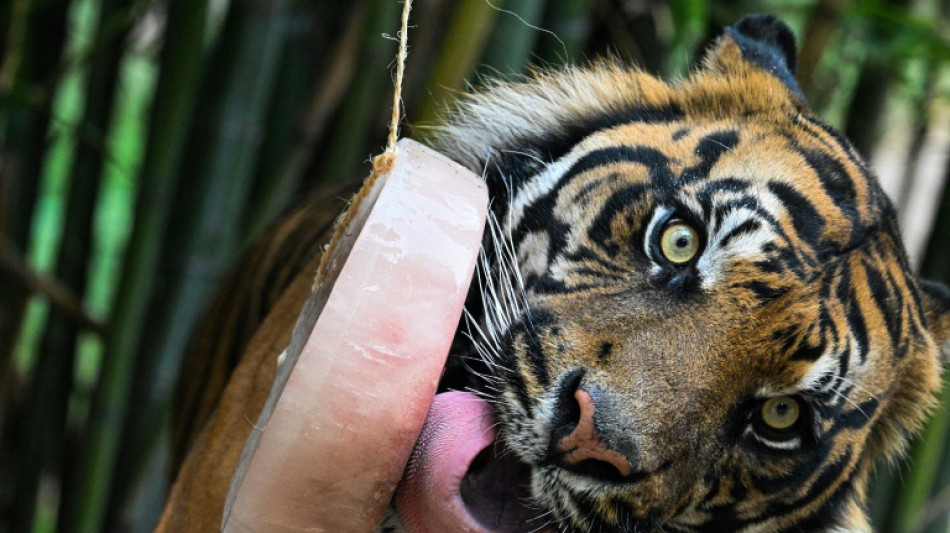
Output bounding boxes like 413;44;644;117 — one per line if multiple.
161;14;950;533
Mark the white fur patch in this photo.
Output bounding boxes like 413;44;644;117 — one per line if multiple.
699;206;775;289
798;351;838;392
517;232;552;281
507;148;586;232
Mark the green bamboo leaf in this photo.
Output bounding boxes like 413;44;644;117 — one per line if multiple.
57;0;211;529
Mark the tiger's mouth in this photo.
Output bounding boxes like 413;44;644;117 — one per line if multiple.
394;391;551;533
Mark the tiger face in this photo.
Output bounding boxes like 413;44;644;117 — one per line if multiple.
424;15;950;533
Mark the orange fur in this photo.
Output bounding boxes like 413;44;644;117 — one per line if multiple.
161;17;949;532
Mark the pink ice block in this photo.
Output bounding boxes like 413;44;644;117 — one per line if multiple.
222;139;487;532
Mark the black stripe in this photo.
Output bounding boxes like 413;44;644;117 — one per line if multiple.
767;447;858;533
564;246;629;275
681;130;740;184
568;146;670;184
787;135;868;251
531;274;569;295
697;177;753;207
570;267;626;282
585;183;650;256
766;181;825;249
742;280;789;303
828;396;880;434
485;103;685;203
748;448;828;497
718;219;761;250
884;268;910;357
522;309;553;387
496;333;534;412
511;190;571;273
861;262;899;356
790;341;824;362
836;266;870;365
512;145;666;264
797;113;880;207
597;342;615;361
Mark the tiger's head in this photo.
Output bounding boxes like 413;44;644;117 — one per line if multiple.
414;14;950;533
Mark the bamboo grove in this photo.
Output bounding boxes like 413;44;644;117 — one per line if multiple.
1;0;949;531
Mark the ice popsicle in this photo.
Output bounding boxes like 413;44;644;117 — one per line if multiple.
221;138;487;532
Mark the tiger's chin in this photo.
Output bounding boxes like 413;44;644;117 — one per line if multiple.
393;391;552;533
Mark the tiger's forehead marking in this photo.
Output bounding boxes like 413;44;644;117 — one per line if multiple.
506;144;587;234
498;112;926;411
503;118;890;294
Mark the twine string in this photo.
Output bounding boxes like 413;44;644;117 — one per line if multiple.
374;0;412;173
388;0;412;154
319;0;414;289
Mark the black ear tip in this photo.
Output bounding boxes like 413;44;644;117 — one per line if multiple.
730;14;798;74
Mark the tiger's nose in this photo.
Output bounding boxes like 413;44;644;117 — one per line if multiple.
548;375;632;480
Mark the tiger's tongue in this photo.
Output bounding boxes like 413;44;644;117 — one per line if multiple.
395;392;544;533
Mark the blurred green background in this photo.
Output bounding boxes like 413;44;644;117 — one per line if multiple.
1;0;949;531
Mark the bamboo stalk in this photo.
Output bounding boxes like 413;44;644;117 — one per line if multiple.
243;1;366;242
0;0;70;526
0;0;70;385
892;378;950;531
240;0;324;242
57;0;211;529
414;0;500;126
104;0;292;527
664;0;708;77
534;0;587;66
917;105;950;533
0;3;9;64
477;0;544;79
898;67;950;266
10;0;131;527
0;0;28;96
905;380;950;533
0;238;104;334
843;0;914;156
797;0;848;97
316;0;398;183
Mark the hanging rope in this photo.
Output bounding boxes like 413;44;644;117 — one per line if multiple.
373;0;413;174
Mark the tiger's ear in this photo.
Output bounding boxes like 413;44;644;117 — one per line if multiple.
921;280;950;367
702;14;804;98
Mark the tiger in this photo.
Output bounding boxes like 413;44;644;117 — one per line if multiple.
160;14;950;533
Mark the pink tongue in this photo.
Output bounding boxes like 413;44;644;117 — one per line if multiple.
395;392;498;533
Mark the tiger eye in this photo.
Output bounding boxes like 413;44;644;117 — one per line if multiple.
761;396;800;430
659;223;700;265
